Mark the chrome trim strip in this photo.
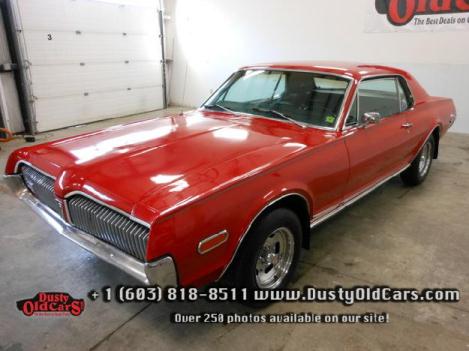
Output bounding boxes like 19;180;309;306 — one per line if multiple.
240;67;354;80
341;80;359;131
14;160;56;179
62;197;72;223
2;175;177;286
197;230;229;255
215;192;310;281
64;191;151;229
310;163;411;228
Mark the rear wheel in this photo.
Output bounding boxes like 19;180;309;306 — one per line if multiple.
233;208;302;305
400;135;435;186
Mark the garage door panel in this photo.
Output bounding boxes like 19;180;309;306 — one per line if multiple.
31;62;163;98
35;86;164;131
23;32;161;65
15;0;164;132
18;0;159;34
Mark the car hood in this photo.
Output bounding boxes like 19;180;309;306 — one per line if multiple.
16;110;332;221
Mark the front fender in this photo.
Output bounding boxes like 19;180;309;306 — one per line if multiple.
147;172;313;287
214;185;313;282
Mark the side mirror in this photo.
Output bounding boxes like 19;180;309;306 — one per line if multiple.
361;112;382;126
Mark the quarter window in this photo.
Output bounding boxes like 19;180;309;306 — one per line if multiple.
345;97;358;126
397;78;411;112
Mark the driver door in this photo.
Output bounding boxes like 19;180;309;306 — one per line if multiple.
343;77;413;198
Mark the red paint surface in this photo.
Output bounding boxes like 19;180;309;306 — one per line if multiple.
5;62;456;286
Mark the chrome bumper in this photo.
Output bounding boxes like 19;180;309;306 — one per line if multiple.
3;175;177;286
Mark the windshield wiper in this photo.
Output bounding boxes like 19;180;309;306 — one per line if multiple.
252;107;306;129
204;103;235;114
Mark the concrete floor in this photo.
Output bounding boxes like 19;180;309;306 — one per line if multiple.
0;108;468;350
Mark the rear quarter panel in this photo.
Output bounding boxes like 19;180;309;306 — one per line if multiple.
406;96;456;160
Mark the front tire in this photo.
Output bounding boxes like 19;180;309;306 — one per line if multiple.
400;135;435;186
233;208;302;304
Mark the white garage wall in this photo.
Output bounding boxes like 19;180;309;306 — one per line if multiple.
166;0;469;134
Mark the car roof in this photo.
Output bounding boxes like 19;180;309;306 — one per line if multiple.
240;61;410;80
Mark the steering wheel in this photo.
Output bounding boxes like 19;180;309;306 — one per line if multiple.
271;100;295;109
269;100;338;125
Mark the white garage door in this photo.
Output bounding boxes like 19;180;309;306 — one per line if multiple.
14;0;164;132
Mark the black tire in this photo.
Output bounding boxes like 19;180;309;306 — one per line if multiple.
233;208;302;306
400;135;435;186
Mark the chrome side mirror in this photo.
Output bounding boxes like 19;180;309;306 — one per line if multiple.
362;112;382;126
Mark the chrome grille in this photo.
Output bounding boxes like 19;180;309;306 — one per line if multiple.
21;165;61;214
67;196;149;261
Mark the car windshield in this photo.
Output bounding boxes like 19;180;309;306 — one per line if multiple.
204;69;350;128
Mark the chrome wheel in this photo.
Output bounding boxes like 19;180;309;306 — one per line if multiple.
255;227;295;289
418;141;432;177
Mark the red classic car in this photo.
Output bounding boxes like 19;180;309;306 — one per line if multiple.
4;62;456;291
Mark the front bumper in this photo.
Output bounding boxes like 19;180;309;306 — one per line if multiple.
3;174;177;286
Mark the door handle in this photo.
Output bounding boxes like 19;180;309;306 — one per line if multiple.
401;122;413;129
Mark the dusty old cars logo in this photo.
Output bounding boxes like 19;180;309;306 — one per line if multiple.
376;0;469;25
16;292;85;317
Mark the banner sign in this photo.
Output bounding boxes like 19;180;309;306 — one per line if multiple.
366;0;469;32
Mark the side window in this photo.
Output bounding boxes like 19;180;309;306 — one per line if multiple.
358;78;400;119
345;97;358;126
